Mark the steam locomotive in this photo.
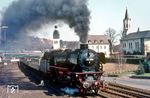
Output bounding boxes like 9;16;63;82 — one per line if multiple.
20;44;106;94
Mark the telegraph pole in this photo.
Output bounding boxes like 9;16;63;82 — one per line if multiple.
0;26;8;61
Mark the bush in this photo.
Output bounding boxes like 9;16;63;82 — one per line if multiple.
135;63;145;75
141;61;150;73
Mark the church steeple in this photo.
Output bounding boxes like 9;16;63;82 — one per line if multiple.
125;8;129;19
53;25;60;39
53;25;60;49
122;8;131;37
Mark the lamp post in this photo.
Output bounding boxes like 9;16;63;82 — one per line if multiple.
0;26;8;45
0;26;8;61
1;26;8;44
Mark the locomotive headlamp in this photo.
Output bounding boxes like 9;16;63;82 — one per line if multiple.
85;58;94;66
99;64;103;70
94;81;99;86
103;81;108;87
76;74;78;77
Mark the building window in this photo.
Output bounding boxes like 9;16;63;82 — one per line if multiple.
100;40;104;43
88;40;92;44
123;43;126;48
129;42;132;49
94;40;98;43
54;41;58;44
137;42;139;49
129;43;131;48
104;46;106;49
100;46;102;49
131;43;132;49
96;45;99;49
92;46;94;49
135;42;139;50
96;45;99;52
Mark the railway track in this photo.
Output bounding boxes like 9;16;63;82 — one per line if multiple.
100;82;150;98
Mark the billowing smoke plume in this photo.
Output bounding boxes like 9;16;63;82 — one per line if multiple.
1;0;90;43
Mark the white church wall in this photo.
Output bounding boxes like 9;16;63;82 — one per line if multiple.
122;39;141;54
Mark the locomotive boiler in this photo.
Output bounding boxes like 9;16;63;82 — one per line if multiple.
21;44;106;94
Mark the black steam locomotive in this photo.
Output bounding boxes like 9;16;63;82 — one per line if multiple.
21;44;106;94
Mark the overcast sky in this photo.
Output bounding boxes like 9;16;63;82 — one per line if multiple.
0;0;150;41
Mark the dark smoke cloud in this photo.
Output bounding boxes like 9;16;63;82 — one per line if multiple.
1;0;90;43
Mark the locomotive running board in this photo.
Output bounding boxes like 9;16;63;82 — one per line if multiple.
72;71;103;75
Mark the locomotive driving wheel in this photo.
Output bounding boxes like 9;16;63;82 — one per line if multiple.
94;89;99;94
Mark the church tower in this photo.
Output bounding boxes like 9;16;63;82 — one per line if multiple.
122;8;131;37
53;25;60;50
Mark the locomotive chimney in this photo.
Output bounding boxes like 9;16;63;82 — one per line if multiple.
80;43;88;49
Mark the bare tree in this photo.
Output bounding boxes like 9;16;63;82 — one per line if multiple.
105;28;119;54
